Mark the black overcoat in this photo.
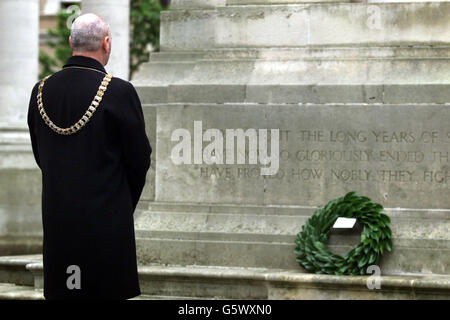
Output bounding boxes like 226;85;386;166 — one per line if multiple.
27;56;151;300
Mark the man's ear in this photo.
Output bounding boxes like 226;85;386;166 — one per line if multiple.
69;36;73;49
103;36;110;52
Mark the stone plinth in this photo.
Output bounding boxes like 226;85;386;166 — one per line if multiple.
133;0;450;282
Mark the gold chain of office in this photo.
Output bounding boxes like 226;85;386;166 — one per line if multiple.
37;72;112;135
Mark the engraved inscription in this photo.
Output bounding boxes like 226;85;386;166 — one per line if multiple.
195;129;450;184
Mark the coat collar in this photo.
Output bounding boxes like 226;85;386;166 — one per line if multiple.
63;55;107;74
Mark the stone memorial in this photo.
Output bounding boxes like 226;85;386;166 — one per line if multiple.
131;0;450;298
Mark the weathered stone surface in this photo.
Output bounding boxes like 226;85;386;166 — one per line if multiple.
160;3;450;50
136;84;450;104
134;201;450;274
171;0;350;9
0;283;43;300
0;254;41;286
2;255;449;299
130;1;450;293
171;0;227;8
134;2;450;278
152;103;450;208
134;47;450;86
0;127;42;255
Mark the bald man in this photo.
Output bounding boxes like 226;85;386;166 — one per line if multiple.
27;14;151;300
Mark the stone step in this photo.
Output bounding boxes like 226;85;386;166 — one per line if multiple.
0;283;205;300
139;201;450;217
150;46;450;62
132;202;450;273
134;46;450;102
160;3;450;50
0;255;212;300
0;254;41;286
172;0;353;9
135;84;450;105
135;206;450;236
135;203;450;244
0;283;43;300
135;61;196;86
134;4;450;87
0;255;449;299
0;126;31;147
134;57;450;86
136;229;449;249
139;265;450;299
135;233;450;273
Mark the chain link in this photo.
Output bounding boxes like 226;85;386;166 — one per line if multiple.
37;73;112;135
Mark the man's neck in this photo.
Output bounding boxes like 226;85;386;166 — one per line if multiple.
72;52;105;67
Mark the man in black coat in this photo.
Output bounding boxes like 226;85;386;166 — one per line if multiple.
27;13;151;300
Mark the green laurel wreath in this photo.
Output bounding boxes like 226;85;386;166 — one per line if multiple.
294;192;392;275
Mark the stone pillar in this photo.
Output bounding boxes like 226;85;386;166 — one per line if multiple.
82;0;130;80
0;0;39;127
0;0;42;255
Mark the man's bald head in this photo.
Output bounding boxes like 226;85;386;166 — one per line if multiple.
70;13;111;52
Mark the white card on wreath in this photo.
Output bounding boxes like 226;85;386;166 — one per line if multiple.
333;217;357;229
